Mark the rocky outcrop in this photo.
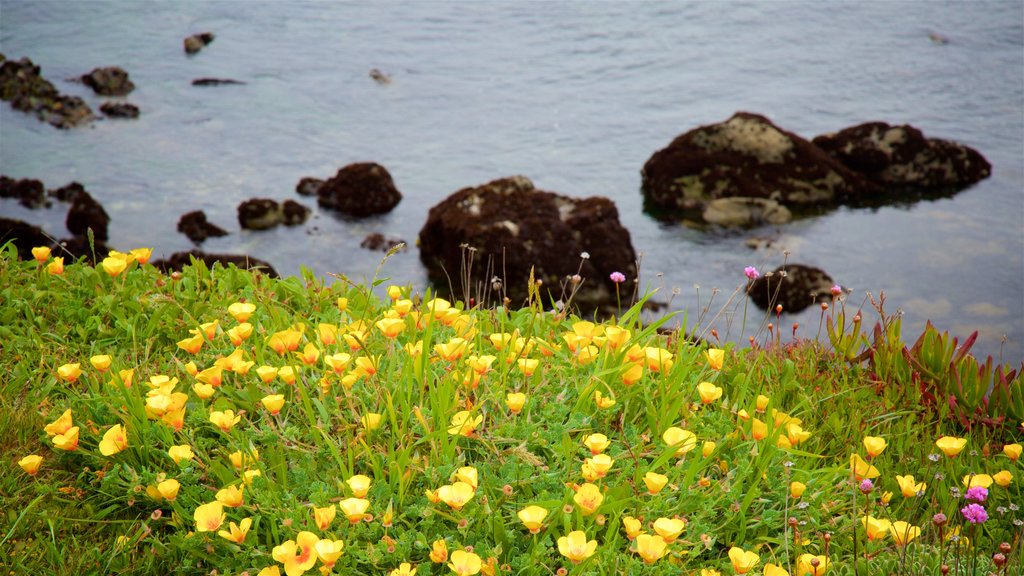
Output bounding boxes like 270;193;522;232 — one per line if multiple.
0;217;52;260
281;200;310;225
100;102;139;119
66;191;110;241
0;55;94;128
81;66;134;96
702;197;791;227
49;181;87;202
153;250;278;277
178;210;229;243
237;199;308;230
295;177;324;197
0;176;47;208
748;264;836;313
317;162;402;217
812;122;991;193
360;233;407;252
184;32;215;55
419;176;637;311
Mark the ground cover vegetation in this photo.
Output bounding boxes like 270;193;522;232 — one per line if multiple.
1;243;1021;576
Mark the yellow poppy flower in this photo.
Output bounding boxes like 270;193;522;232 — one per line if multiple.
448;550;482;576
861;515;891;541
557;530;597;564
662;427;697;456
790;481;807;499
313;505;336;530
228;302;256;322
32;246;51;262
18;454;43;476
47;257;64;274
194;501;225;532
796;554;831;576
644;471;668;495
636;533;668;564
505;392;526;414
272;531;319;576
157;479;180;501
218;518;252;544
935;436;966;457
889;521;920;546
430;539;448;563
517;505;548;533
652;517;686;542
728;546;760;574
697;381;723;404
57;363;82;383
209;409;241;432
339;497;370;523
448;410;482;437
347;474;372;497
896;475;927;497
573;483;603;515
863;436;887;457
705;347;724;370
99;424;128;456
52;426;80;451
216;484;244;507
993;470;1012;487
850;453;880;480
622;516;643;540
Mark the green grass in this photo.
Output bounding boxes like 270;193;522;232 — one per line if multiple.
1;244;1021;576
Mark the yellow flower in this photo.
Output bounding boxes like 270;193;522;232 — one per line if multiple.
362;412;383;431
448;410;482;437
861;515;891;541
194;501;225;532
705;347;724;370
517;505;548;533
336;297;348;312
18;454;43;476
129;247;152;264
622;516;643;540
32;246;52;262
796;554;830;576
662;427;697;456
652;517;686;542
786;422;812;446
257;568;281;576
347;474;372;497
339;497;370;523
863;436;887;458
217;517;251;543
388;561;415;576
228;302;256;322
448;550;482;576
267;328;302;355
47;257;64;274
57;363;82;383
44;408;74;436
790;481;807;499
582;433;610;455
167;444;194;464
99;424;128;456
52;426;80;450
227;323;253;346
435;338;473;361
643;346;674;372
635;533;667;564
437;482;475;510
756;394;770;412
702;441;716;457
89;355;112;372
593;389;616;409
620;363;643;386
192;382;216;399
312;504;336;530
272;531;319;576
256;365;279;383
317;322;338;346
156;478;179;500
889;521;920;546
585;454;614;478
101;254;128;277
604;325;630;349
229;448;259;469
430;539;448;563
993;470;1013;487
697;381;723;404
728;546;760;574
751;418;768;441
293;342;320;366
505;392;526;414
278;365;298;385
557;530;598;564
177;334;204;354
376;317;406;338
962;474;993;489
516;357;539;376
644;471;669;495
896;475;927;497
935;436;966;457
216;484;244;507
764;563;790;576
209;409;241;432
701;571;722;576
261;394;286;415
850;454;880;480
573;483;603;515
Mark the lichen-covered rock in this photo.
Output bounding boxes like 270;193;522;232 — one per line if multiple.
702;197;792;227
281;200;310;226
295;177;324;197
748;264;836;313
81;66;135;96
237;199;283;230
153;250;278;277
178;210;229;243
66;191;110;241
641;112;873;218
100;102;139;119
0;176;47;208
812;122;991;192
0;55;94;128
419;176;637;311
184;32;215;55
317;162;402;217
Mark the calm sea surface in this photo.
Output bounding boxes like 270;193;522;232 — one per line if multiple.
2;0;1022;362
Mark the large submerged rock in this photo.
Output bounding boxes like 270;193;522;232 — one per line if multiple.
317;162;402;217
419;176;637;311
0;55;94;128
81;66;135;96
748;264;836;313
812;122;991;193
641;112;872;217
66;191;111;241
178;210;229;243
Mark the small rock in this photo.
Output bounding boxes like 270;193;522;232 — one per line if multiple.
66;190;110;241
184;32;216;55
192;78;245;86
177;210;229;243
237;198;283;230
81;66;135;96
369;68;391;85
295;177;324;197
317;162;402;217
49;181;87;202
100;102;140;119
702;197;792;227
360;233;407;252
153;250;278;277
748;263;836;313
0;176;47;208
281;200;310;226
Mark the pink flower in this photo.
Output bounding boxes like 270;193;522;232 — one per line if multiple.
830;284;843;296
610;272;626;283
961;503;987;524
744;266;759;280
965;486;988;502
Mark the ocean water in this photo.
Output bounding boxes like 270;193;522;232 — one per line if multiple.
2;0;1022;362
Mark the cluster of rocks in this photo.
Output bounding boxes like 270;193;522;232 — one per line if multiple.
1;178;111;261
1;54;94;128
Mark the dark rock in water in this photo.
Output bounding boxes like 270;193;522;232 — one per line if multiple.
318;162;402;217
49;181;87;202
153;250;278;277
192;78;245;86
100;102;140;119
81;66;135;96
748;263;835;313
0;176;48;208
702;197;792;227
360;233;407;252
66;191;110;241
812;122;991;194
0;217;52;260
295;177;324;197
178;210;229;243
419;175;637;311
369;68;391;85
237;198;283;230
184;32;216;55
641;112;873;218
0;54;94;128
281;200;310;226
